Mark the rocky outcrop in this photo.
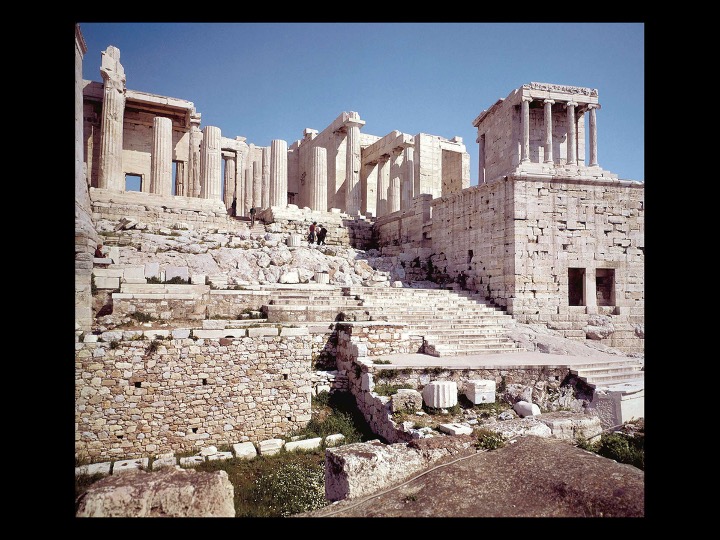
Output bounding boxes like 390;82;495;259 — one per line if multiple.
75;467;235;517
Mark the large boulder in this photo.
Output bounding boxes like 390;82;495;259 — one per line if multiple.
75;467;235;517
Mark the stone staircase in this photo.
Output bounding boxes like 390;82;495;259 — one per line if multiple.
345;286;526;356
569;359;644;390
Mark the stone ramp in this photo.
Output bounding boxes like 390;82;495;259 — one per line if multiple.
346;286;526;356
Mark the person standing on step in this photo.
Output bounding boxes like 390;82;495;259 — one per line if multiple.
316;224;328;246
94;243;104;258
308;221;317;245
249;206;256;227
230;197;237;217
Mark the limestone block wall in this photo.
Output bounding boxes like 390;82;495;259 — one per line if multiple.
75;334;314;461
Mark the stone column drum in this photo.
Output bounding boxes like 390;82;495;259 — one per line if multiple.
422;381;457;409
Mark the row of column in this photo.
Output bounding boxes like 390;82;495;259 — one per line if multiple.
519;97;599;167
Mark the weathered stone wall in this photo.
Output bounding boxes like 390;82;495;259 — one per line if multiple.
75;334;315;461
374;176;644;353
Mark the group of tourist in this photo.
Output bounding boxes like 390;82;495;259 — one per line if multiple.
308;222;328;246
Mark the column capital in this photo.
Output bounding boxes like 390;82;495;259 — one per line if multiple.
565;101;578;108
521;96;533;103
543;99;555;105
344;119;366;129
587;103;600;110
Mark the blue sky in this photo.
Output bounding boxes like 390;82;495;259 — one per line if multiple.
78;22;644;184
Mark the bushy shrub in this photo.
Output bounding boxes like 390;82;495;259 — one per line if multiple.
597;432;644;470
475;428;506;451
251;463;326;517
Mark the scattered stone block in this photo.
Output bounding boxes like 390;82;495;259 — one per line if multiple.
179;456;205;467
465;379;496;404
191;274;207;285
171;328;191;339
285;437;322;452
75;462;112;477
233;442;258;459
151;456;178;470
259;438;285;455
75;468;235;517
112;457;149;474
513;400;542;417
165;266;189;282
207;452;234;461
438;423;473;436
390;389;423;413
199;445;218;456
325;434;345;447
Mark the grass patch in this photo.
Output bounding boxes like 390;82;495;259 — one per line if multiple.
129;312;155;323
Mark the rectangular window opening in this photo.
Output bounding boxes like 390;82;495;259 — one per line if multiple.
596;268;615;306
568;267;585;306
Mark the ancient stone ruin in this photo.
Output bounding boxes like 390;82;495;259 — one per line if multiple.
74;24;644;476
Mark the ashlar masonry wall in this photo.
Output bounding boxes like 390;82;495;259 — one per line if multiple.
75;334;314;461
374;176;644;353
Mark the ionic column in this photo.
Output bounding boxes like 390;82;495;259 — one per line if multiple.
188;114;202;197
200;126;222;200
310;146;328;211
376;155;390;218
261;146;270;209
587;104;599;166
521;96;532;163
345;119;363;215
270;139;288;207
477;134;485;184
252;159;262;209
566;101;578;165
402;147;415;210
97;46;126;191
151;116;173;196
543;99;554;163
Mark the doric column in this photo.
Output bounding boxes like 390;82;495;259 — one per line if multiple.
543;99;554;163
270;139;288;207
252;159;262;209
402;147;415;210
388;148;403;214
261;146;270;209
236;141;248;214
244;168;253;214
188;113;202;197
376;155;390;217
477;134;485;184
310;146;328;211
520;96;532;163
587;104;599;166
200;126;222;200
151;116;173;196
224;153;236;208
566;101;578;165
344;118;364;216
97;46;126;191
